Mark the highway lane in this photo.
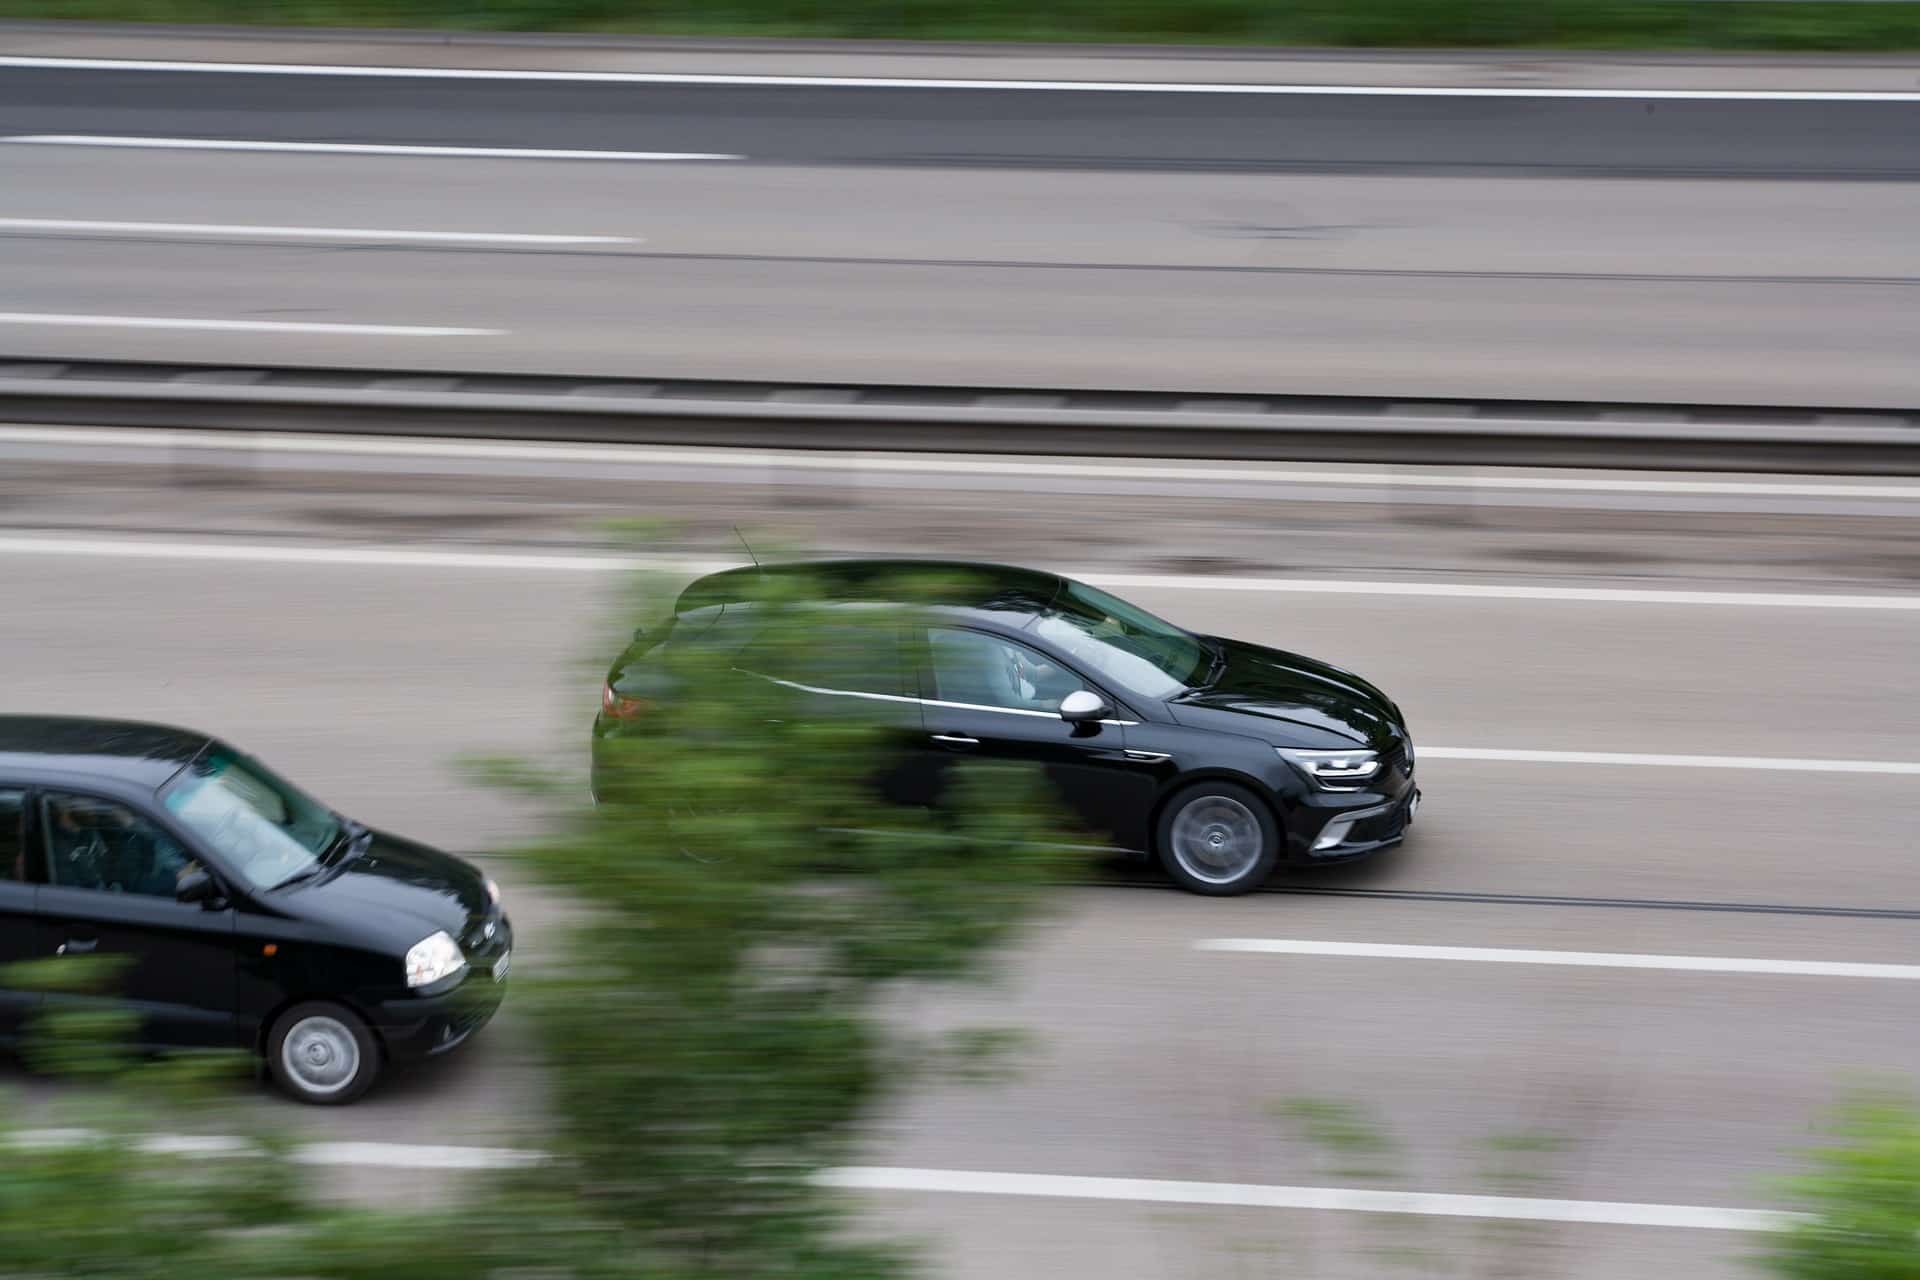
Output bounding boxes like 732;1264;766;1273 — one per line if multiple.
6;63;1920;178
5;551;1913;906
3;450;1917;1279
4;150;1920;403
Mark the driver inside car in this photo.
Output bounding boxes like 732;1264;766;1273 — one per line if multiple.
49;796;197;896
1008;649;1081;712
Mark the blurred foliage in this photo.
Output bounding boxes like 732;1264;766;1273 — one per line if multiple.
1759;1094;1920;1279
518;560;1071;1274
0;956;306;1280
10;0;1920;50
3;558;1066;1280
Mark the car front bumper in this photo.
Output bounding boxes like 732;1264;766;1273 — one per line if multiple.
1282;751;1420;866
371;915;513;1063
1295;788;1419;863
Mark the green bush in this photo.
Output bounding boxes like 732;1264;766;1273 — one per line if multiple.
1760;1095;1920;1280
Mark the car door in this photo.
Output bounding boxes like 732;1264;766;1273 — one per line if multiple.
0;787;38;1040
915;625;1159;851
34;789;239;1050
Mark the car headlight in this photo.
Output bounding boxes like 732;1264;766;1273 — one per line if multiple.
485;878;502;907
405;930;468;988
1278;747;1383;791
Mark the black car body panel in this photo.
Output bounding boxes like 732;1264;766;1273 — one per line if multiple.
286;831;491;948
1168;636;1404;749
0;716;508;1076
594;561;1421;880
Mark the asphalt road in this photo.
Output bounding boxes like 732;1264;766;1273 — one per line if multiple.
3;63;1920;404
4;438;1918;1278
8;66;1920;178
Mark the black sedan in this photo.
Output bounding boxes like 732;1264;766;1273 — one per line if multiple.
594;560;1418;895
0;717;510;1103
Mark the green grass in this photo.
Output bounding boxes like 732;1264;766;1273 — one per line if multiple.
10;0;1920;52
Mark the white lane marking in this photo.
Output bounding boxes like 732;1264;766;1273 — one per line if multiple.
1196;938;1920;981
1085;572;1920;611
825;1167;1792;1232
4;1131;1788;1231
4;135;740;162
0;217;636;245
293;1141;549;1170
0;535;631;572
0;55;1916;102
2;534;1919;613
12;1129;546;1169
0;313;499;337
1423;746;1920;775
1;425;1914;500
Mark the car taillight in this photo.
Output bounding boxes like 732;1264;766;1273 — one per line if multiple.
602;683;652;720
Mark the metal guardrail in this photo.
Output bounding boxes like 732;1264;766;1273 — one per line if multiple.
3;357;1918;474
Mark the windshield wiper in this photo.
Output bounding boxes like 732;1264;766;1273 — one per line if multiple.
282;822;370;892
267;865;325;893
319;817;370;863
1197;637;1228;688
331;820;373;870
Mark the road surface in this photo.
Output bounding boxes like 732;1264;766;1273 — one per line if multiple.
2;58;1919;404
4;431;1917;1278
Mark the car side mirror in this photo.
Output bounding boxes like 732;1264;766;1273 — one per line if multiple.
176;869;224;908
1058;690;1110;724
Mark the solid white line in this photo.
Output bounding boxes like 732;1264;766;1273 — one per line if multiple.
2;425;1913;500
0;535;629;572
292;1141;549;1170
2;534;1919;613
2;1131;1788;1231
0;217;636;245
822;1167;1790;1232
12;1129;546;1169
4;135;740;162
0;312;499;337
1079;571;1920;611
1196;938;1920;981
1422;746;1920;775
1;55;1916;102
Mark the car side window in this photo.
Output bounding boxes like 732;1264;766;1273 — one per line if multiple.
928;628;1085;714
0;789;26;883
41;792;198;899
740;616;906;699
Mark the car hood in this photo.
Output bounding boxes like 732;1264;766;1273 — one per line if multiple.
279;829;489;951
1168;636;1404;749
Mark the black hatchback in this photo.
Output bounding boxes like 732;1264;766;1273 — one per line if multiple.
0;717;511;1104
594;560;1419;895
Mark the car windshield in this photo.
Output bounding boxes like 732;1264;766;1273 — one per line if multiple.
161;747;342;891
1030;581;1209;701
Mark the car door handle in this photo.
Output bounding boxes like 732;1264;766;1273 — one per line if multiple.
56;938;98;956
931;734;980;747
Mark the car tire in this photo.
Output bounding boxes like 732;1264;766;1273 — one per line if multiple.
1156;781;1282;896
266;1002;381;1106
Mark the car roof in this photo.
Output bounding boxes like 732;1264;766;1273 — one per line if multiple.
0;715;212;790
675;559;1068;627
